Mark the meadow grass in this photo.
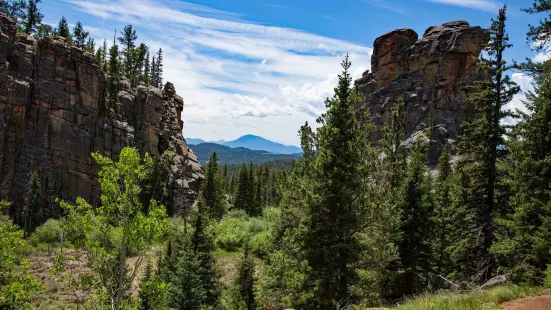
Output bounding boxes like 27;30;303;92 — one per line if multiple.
390;285;542;310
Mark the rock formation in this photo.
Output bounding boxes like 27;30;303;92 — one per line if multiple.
356;21;489;164
0;15;202;219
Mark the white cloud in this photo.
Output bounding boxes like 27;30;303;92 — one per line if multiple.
426;0;501;12
503;73;534;125
64;0;372;145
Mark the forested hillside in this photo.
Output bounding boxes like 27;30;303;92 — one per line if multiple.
190;142;301;165
1;1;551;310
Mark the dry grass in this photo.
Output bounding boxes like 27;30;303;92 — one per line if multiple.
27;248;91;309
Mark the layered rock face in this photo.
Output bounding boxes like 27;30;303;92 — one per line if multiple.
356;21;489;164
0;15;202;219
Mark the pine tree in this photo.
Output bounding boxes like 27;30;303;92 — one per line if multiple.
23;170;42;238
155;48;163;88
396;146;434;296
55;16;71;42
23;0;42;35
72;21;88;48
168;248;207;309
433;144;453;283
85;37;95;53
107;44;120;111
200;152;226;220
118;25;138;79
304;55;364;306
381;98;407;189
150;55;157;87
524;0;551;52
234;163;253;215
450;5;519;283
35;23;52;37
139;263;153;310
0;0;26;23
231;242;256;310
132;43;147;85
143;50;151;84
491;63;551;284
191;205;221;307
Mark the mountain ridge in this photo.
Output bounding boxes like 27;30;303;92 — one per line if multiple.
186;134;302;155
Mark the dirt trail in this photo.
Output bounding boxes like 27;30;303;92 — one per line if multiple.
501;295;551;310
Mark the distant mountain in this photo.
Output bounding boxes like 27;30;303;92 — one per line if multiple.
185;137;206;145
223;135;302;154
189;143;301;165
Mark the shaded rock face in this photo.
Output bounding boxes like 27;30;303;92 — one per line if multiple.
356;21;489;164
0;15;202;219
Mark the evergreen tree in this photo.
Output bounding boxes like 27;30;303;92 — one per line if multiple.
433;144;453;282
524;0;551;52
191;205;221;307
200;152;226;219
138;262;170;310
155;48;163;88
396;146;434;296
35;23;52;37
381;98;406;189
23;0;42;35
168;248;207;309
450;5;519;283
0;0;26;23
55;16;71;42
132;43;147;85
150;55;157;86
23;170;42;237
107;44;121;111
304;55;364;306
234;163;253;215
72;21;88;48
143;50;150;84
118;25;137;79
231;242;256;310
491;64;551;284
85;37;95;53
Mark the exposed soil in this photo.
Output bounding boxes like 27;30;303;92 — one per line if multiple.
501;294;551;310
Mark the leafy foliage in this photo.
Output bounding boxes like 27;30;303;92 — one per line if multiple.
60;147;169;309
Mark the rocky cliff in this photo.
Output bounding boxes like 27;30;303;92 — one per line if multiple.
0;15;202;219
356;21;489;164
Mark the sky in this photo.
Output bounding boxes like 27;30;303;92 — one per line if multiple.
40;0;548;146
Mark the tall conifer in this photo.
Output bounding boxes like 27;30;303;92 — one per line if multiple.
450;5;519;283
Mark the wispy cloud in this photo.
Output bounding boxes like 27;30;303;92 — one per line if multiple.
426;0;501;12
261;2;294;10
63;0;371;145
363;0;409;15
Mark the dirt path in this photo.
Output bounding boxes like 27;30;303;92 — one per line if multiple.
501;295;551;310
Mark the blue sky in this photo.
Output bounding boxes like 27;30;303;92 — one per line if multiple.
40;0;547;146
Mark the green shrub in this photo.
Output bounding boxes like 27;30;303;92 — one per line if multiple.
30;219;63;251
215;210;270;252
545;264;551;288
249;230;271;257
215;216;248;251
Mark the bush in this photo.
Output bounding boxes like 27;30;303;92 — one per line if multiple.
249;230;271;257
545;264;551;288
30;219;62;250
215;210;270;252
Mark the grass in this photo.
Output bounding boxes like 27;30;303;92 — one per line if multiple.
388;285;543;310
